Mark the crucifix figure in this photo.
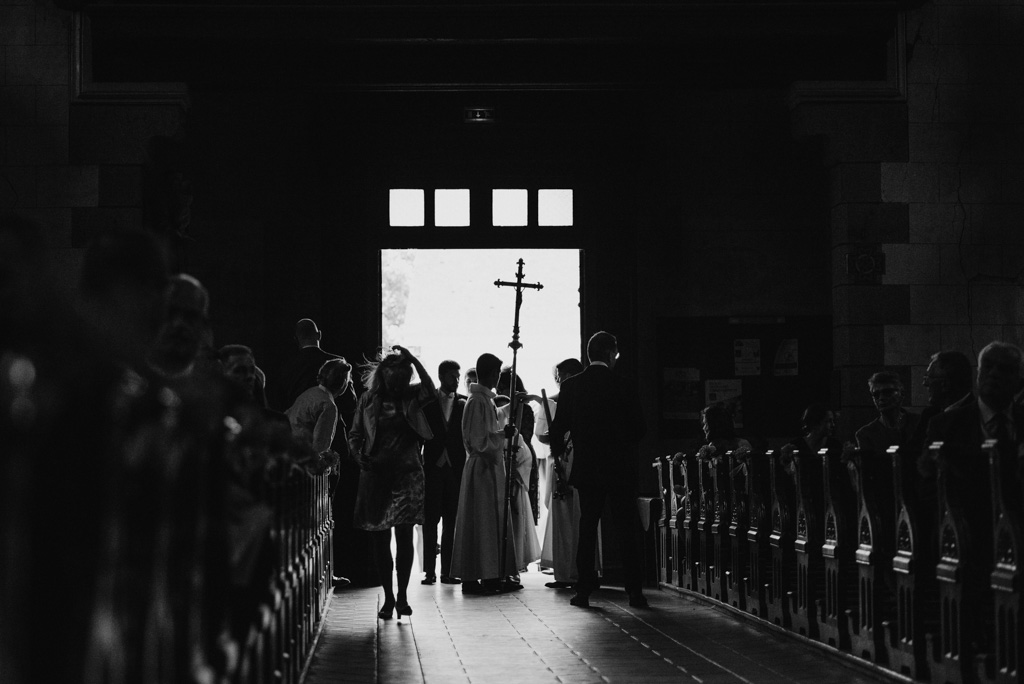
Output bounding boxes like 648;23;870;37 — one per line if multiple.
494;258;543;579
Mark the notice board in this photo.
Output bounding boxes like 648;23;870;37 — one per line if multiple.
657;316;833;441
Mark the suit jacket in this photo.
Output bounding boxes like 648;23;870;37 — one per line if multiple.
549;364;646;490
422;391;468;472
924;400;1024;524
274;346;357;423
274;346;338;411
855;408;920;456
925;400;1024;459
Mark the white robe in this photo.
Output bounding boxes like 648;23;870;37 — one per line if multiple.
536;397;601;582
510;431;541;572
450;384;518;581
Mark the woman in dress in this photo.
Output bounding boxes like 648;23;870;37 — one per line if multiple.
348;345;436;619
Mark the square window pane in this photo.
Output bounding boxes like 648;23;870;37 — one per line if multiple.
539;189;573;226
389;189;424;226
492;189;528;226
435;189;470;226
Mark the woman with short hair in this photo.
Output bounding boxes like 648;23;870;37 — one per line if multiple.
285;357;353;455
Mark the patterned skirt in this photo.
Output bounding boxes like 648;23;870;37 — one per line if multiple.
353;467;425;532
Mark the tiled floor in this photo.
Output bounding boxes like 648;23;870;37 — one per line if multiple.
304;571;895;684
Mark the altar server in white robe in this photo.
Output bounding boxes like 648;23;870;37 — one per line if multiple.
534;358;601;588
451;353;520;594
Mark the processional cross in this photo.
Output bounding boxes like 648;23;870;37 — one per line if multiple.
494;259;543;578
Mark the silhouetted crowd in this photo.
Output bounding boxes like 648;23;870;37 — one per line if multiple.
6;213;1021;683
669;341;1024;681
1;218;626;683
1;219;338;683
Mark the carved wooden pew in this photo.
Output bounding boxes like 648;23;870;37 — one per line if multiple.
979;439;1022;684
641;433;1021;684
789;448;824;641
767;449;797;630
844;447;896;665
653;454;673;586
676;452;701;592
695;455;716;597
709;454;733;603
726;449;750;610
887;443;937;681
665;453;683;588
928;440;995;684
247;470;333;684
820;448;859;652
743;450;773;619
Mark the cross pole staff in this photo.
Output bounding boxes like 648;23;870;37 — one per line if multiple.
494;258;543;581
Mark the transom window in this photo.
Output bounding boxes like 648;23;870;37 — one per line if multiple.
388;188;573;227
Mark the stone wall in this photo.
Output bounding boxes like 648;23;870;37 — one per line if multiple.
776;1;1024;439
7;0;1024;453
895;0;1024;400
1;0;78;288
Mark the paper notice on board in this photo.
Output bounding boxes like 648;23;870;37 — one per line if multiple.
705;379;743;428
662;367;702;420
774;339;799;376
734;339;761;376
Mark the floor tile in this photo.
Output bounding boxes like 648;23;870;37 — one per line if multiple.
302;572;896;684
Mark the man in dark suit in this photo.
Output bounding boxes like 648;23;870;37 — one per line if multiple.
923;341;1023;665
421;360;467;584
273;318;356;420
923;341;1024;568
925;341;1024;476
550;331;648;608
273;318;358;587
908;350;973;461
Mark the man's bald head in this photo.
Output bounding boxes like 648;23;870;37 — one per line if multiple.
295;318;321;347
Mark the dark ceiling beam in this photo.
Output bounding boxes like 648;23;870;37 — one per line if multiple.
74;0;902;90
80;4;898;42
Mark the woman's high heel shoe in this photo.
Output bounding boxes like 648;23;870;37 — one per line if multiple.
396;602;412;618
378;602;395;620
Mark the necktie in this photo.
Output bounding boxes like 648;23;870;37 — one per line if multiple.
989;413;1012;446
436;392;456;468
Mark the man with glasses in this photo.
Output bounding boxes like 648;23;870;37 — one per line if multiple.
906;350;974;477
855;371;920;457
906;350;973;456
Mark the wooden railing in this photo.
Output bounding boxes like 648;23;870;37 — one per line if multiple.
652;440;1022;684
237;471;334;684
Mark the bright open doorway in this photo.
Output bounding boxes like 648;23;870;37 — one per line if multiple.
381;248;581;400
381;248;581;573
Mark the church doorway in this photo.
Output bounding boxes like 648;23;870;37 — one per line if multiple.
380;247;581;572
380;248;582;398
